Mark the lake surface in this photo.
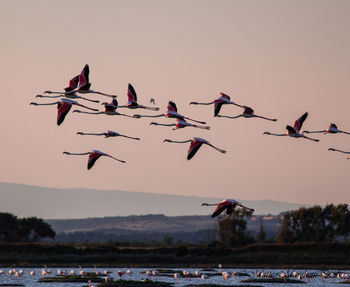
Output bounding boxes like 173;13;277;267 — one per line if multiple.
0;267;349;287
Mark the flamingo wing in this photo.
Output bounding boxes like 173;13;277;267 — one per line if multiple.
243;106;254;114
211;200;232;218
187;139;204;160
293;112;308;131
329;123;338;130
112;98;118;107
219;93;231;101
128;83;138;105
57;101;72;126
286;125;297;135
214;100;224;116
78;64;90;90
167;101;178;112
87;152;103;170
105;104;116;113
65;75;79;92
175;118;187;129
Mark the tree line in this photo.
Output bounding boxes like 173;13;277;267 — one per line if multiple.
216;204;350;247
0;212;55;242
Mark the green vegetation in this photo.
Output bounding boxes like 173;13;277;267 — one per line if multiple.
0;205;349;267
277;204;350;243
216;209;255;247
0;212;55;242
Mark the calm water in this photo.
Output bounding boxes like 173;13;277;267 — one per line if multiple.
0;267;349;287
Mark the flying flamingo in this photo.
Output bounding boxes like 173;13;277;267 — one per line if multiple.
73;98;133;117
201;199;255;218
37;75;99;103
63;150;126;170
303;123;350;135
77;130;140;140
328;148;350;159
189;93;242;117
217;106;277;121
67;64;117;98
134;101;206;124
117;83;159;110
30;98;98;126
263;112;319;142
163;137;226;160
150;118;210;130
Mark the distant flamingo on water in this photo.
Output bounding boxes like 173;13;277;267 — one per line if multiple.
328;148;350;159
67;64;118;98
263;112;319;142
190;93;242;117
77;130;140;140
304;123;350;135
73;98;133;117
30;98;98;126
150;118;210;130
63;150;126;170
117;83;159;110
217;106;277;121
163;137;226;160
202;199;255;218
134;101;206;124
37;75;99;103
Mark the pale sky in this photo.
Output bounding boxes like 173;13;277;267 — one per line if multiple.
1;0;350;210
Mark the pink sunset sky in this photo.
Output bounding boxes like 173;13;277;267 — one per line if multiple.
1;0;350;206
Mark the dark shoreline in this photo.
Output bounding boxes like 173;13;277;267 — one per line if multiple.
0;242;349;269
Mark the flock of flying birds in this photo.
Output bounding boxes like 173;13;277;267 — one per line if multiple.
30;64;349;217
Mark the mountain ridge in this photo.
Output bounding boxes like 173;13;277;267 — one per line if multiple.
0;182;305;219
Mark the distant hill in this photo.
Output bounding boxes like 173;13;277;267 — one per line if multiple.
0;182;304;219
46;213;283;243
